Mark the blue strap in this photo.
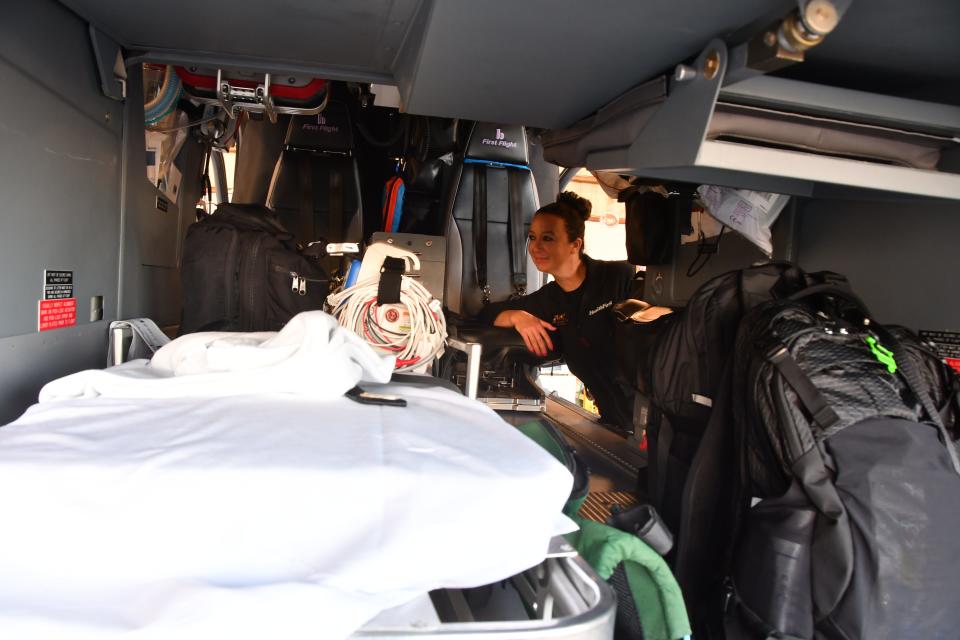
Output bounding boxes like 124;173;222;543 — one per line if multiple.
464;158;531;171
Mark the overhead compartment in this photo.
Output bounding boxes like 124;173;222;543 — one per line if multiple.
542;41;960;201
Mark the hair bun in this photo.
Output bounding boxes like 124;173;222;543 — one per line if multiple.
557;191;591;220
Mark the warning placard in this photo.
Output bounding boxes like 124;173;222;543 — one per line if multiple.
38;298;77;332
43;270;74;300
919;330;960;374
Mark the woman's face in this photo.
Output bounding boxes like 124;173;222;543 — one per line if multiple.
528;213;582;274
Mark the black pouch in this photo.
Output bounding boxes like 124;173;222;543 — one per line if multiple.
731;481;815;639
618;185;694;266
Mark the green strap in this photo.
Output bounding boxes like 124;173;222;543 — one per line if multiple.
569;516;691;640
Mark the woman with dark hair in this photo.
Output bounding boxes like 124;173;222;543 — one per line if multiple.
482;191;637;432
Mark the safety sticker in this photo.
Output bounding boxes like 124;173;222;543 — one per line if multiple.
947;358;960;375
38;298;77;332
378;304;411;334
43;269;73;300
919;330;960;374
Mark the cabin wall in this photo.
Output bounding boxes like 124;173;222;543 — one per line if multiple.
795;197;960;333
116;65;205;328
0;2;125;424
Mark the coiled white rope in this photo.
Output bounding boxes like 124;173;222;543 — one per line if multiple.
326;276;447;372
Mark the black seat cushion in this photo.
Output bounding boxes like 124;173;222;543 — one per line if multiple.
443;123;539;317
267;101;362;246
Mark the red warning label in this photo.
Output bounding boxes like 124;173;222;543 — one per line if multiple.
919;330;960;375
38;298;77;332
947;358;960;375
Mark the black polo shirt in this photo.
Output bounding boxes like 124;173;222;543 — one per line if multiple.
482;255;636;430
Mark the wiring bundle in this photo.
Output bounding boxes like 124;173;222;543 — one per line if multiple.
327;276;447;372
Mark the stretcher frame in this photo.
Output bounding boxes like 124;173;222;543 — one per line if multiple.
353;537;616;639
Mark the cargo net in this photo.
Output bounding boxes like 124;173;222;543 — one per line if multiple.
327;276;447;372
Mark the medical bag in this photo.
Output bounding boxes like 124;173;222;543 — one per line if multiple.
180;203;329;334
726;291;960;639
641;263;844;534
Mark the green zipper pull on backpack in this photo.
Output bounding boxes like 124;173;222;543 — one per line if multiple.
865;335;897;374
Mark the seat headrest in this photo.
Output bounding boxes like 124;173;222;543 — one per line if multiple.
465;123;529;166
284;101;354;154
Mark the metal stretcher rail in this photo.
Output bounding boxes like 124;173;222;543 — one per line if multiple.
353;540;616;639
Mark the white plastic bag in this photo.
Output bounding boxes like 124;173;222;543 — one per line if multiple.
696;186;790;256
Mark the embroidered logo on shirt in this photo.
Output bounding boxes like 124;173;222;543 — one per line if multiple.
552;312;569;327
588;301;613;316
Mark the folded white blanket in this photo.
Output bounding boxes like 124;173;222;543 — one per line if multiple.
0;384;573;639
39;311;395;401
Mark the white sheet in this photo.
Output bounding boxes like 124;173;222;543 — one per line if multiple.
0;381;573;638
39;311;395;402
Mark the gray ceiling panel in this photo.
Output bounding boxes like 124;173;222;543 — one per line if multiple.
56;0;960;125
401;0;782;128
59;0;421;75
779;1;960;100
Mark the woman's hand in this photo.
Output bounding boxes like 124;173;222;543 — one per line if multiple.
494;310;556;357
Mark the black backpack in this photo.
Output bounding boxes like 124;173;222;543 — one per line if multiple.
727;291;960;639
640;264;848;536
180;203;329;334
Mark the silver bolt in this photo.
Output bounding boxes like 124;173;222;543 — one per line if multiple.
674;64;697;82
425;240;433;247
803;0;840;35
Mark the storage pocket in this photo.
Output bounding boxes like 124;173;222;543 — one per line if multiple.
732;481;815;639
265;253;329;330
180;225;239;333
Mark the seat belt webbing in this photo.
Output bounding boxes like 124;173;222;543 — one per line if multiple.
507;169;527;297
297;153;313;245
472;166;489;304
329;164;344;243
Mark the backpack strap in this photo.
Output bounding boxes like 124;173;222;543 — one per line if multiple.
768;345;840;431
788;283;869;315
674;365;738;613
764;341;854;620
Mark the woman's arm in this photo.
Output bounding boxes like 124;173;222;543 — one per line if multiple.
493;309;556;357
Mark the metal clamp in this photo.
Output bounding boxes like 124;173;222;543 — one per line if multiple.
216;70;278;123
207;69;330;119
216;68;237;118
257;73;277;124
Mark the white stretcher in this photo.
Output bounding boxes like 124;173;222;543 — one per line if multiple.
0;313;615;639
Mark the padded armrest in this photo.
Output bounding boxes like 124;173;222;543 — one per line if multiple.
445;317;554;400
448;321;528;349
